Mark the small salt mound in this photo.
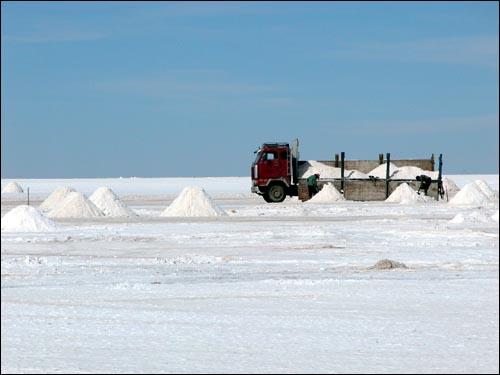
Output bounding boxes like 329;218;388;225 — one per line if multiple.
369;259;408;270
39;186;76;212
449;183;492;206
474;180;499;202
449;210;495;224
161;186;227;217
48;192;105;218
298;160;368;179
367;163;400;178
2;181;24;193
1;205;59;232
391;166;438;180
89;187;137;217
386;183;428;203
442;177;461;199
449;213;466;224
309;183;345;202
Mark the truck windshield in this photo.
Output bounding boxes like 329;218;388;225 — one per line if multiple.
253;148;262;163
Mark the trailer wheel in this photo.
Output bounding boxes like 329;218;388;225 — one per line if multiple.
266;184;286;203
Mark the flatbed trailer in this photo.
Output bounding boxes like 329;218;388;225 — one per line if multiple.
297;153;444;201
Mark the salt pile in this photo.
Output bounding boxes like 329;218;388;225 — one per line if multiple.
474;180;498;202
442;177;461;199
1;205;59;232
39;186;76;212
2;181;24;193
369;259;408;270
367;164;460;199
308;183;345;202
299;160;368;179
449;183;493;206
449;210;496;224
89;187;137;217
391;166;439;180
161;186;227;217
385;183;428;203
299;161;440;181
345;169;368;179
492;210;499;223
367;163;400;178
48;192;105;218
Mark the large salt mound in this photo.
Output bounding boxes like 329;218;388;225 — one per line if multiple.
449;183;492;206
2;181;24;193
308;183;345;202
391;166;439;180
386;183;428;203
161;186;227;217
298;160;368;179
474;180;498;202
367;163;400;178
48;192;105;218
39;186;76;212
89;187;137;217
1;205;59;232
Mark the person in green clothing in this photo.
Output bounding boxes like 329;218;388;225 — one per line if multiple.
307;173;320;198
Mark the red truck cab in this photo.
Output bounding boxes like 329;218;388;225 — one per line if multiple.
251;140;300;202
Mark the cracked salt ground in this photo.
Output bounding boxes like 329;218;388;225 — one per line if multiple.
1;175;498;374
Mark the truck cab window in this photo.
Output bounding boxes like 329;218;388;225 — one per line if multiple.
280;151;288;160
261;152;277;162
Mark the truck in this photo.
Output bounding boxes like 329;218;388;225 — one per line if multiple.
251;139;300;202
251;139;443;203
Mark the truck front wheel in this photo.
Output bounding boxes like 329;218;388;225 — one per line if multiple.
265;184;286;203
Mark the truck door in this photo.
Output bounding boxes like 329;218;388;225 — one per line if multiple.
258;151;282;179
257;149;289;181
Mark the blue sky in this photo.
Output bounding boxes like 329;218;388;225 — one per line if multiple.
1;1;498;178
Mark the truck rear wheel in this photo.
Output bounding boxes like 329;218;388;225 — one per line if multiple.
265;184;286;203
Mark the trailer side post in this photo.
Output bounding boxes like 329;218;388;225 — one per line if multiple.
340;152;345;193
385;153;391;199
437;153;443;201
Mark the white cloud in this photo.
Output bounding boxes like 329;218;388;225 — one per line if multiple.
334;36;499;68
337;114;499;136
2;32;106;43
92;72;279;98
